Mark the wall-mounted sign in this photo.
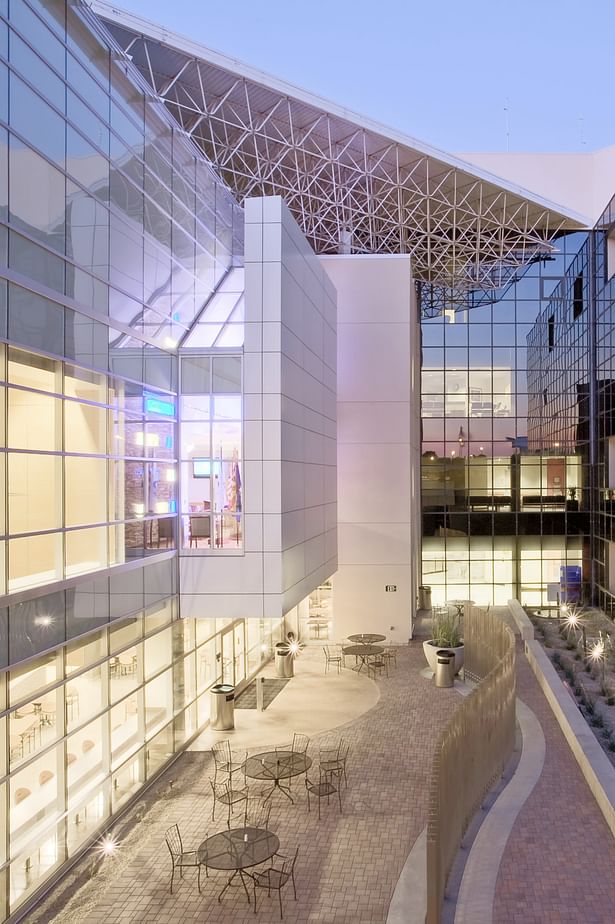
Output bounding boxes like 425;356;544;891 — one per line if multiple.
385;585;397;592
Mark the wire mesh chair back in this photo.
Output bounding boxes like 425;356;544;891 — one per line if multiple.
252;847;299;916
244;796;271;829
165;823;182;859
209;776;248;824
292;733;309;754
276;847;299;886
212;739;232;770
319;739;349;785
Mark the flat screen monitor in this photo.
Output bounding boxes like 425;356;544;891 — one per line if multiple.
192;458;213;478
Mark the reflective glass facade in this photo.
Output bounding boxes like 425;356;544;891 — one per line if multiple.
421;233;591;606
528;191;615;616
0;2;266;919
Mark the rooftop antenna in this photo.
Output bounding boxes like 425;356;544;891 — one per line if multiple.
504;97;511;152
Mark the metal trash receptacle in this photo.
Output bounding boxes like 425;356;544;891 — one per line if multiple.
419;585;432;610
210;683;235;730
435;649;455;688
275;642;294;679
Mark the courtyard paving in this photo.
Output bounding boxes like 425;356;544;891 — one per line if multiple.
30;622;615;924
33;643;458;924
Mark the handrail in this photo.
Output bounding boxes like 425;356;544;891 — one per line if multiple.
426;606;516;923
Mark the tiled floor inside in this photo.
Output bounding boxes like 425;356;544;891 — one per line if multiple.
32;643;458;924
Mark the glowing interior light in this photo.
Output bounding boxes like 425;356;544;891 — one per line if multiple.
155;502;169;514
165;469;176;482
133;503;145;517
135;433;160;448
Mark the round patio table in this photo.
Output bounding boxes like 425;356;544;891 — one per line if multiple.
342;643;384;673
198;825;279;903
347;633;386;644
244;750;312;804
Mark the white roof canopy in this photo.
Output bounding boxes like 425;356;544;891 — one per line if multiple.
92;1;588;301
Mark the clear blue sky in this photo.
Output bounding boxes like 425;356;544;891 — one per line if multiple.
111;0;614;154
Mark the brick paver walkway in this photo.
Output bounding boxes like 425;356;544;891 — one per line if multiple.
493;642;615;923
34;645;457;924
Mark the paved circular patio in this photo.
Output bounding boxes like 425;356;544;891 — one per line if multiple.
31;643;458;924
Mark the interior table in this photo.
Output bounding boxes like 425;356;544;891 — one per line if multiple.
347;633;386;644
198;826;279;903
244;750;312;804
342;644;384;673
306;618;330;639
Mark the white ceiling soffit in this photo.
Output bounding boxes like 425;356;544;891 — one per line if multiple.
91;1;590;296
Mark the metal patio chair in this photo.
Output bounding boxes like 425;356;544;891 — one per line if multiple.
276;733;310;789
323;646;342;674
250;847;299;919
210;777;249;826
164;823;203;893
383;645;398;670
211;739;246;783
305;766;342;820
366;653;388;679
319;739;350;788
244;795;272;830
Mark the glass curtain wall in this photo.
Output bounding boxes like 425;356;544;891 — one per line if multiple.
0;1;248;919
421;232;590;606
0;344;177;594
1;607;280;915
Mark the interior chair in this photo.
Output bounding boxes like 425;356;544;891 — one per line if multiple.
209;778;249;826
250;847;299;919
189;515;211;548
211;739;246;783
319;740;350;788
305;767;342;820
156;517;174;548
323;646;342;674
164;823;203;894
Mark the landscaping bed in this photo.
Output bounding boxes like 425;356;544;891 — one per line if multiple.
526;607;615;768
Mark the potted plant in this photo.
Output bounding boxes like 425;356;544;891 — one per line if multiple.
423;608;465;675
567;487;579;511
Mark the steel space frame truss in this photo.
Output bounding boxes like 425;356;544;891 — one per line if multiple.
105;21;583;313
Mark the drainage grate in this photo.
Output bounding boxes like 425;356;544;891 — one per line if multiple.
235;678;289;710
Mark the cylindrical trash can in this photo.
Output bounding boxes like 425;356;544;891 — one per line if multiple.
210;683;235;730
274;642;294;679
435;650;455;688
418;585;432;610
